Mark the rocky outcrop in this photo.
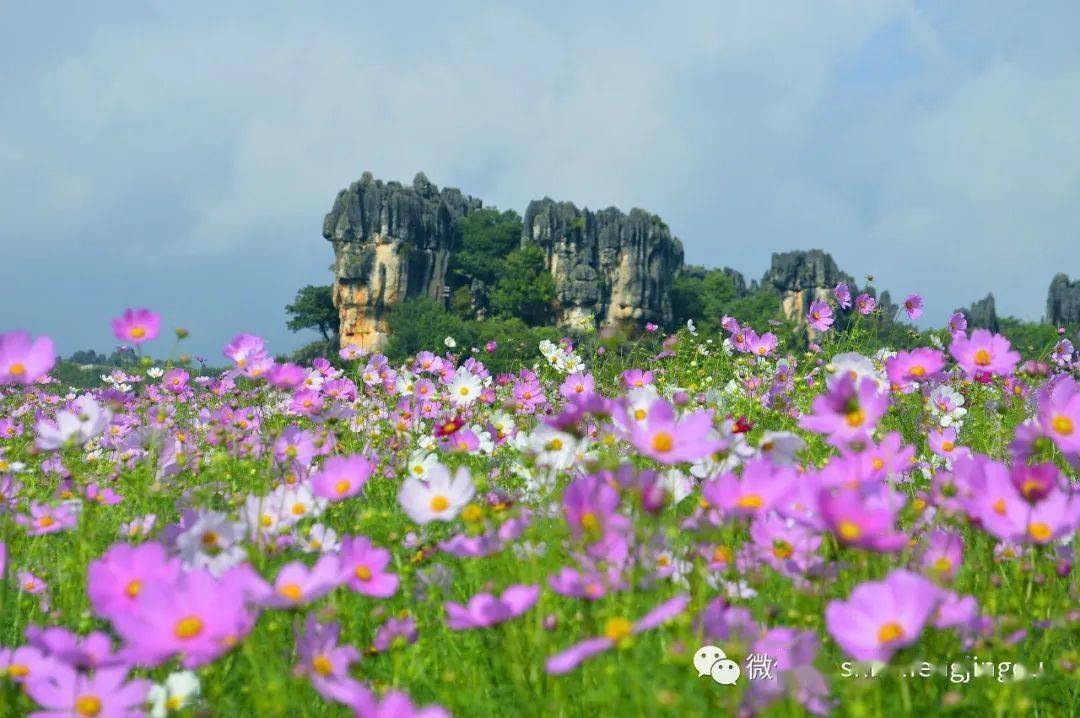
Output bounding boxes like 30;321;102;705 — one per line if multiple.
323;172;481;349
1047;274;1080;327
522;199;684;331
762;250;855;331
956;293;999;333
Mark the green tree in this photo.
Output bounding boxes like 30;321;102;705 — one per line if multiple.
488;244;556;326
448;208;523;288
286;285;339;341
385;298;476;361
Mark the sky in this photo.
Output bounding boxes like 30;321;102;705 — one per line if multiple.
2;1;1079;359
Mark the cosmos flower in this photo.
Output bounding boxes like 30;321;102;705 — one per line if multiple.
87;542;183;623
902;294;924;320
703;459;795;519
147;671;201;718
885;348;945;390
818;486;908;552
311;454;375;501
111;308;161;344
949;329;1020;378
1037;376;1080;454
24;663;151;718
398;463;475;524
0;331;55;385
625;399;721;464
799;375;889;445
338;536;399;598
346;689;451;718
445;584;539;630
546;594;690;674
825;570;942;662
18;502;78;536
834;283;852;309
295;615;365;705
258;554;342;609
854;293;876;315
807;301;834;332
35;395;112;450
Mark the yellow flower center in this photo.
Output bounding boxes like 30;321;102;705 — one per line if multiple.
712;545;732;564
772;540;793;559
877;621;905;644
992;498;1006;515
941;441;955;452
1052;414;1074;436
458;386;470;396
933;557;952;573
37;516;55;528
1027;522;1052;543
651;431;674;453
845;408;865;427
8;363;25;376
547;438;564;451
124;579;142;598
355;565;372;581
8;663;29;678
872;457;885;471
166;696;184;711
312;655;334;677
736;493;763;510
335;479;351;495
260;514;274;527
279;583;303;601
461;504;483;523
429;495;450;512
174;616;203;640
201;531;219;548
580;511;600;532
292;503;307;516
604;617;633;642
909;365;926;377
130;326;146;339
837;520;862;542
973;348;992;366
633;408;647;421
75;695;102;717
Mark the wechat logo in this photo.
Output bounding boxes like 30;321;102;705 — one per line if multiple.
694;645;741;686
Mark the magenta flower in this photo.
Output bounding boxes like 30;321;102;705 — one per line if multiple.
626;399;721;464
24;663;150;718
620;369;654;389
902;293;924;320
834;283;852;309
969;465;1080;544
18;502;78;536
742;628;832;716
311;454;375;501
546;594;690;674
110;308;160;344
807;300;833;332
702;459;795;518
559;372;596;399
1037;376;1080;454
855;293;876;315
885;348;945;390
818;486;908;552
373;616;418;652
0;331;55;385
445;584;539;630
949;329;1020;378
948;310;968;337
295;615;364;704
825;570;942;662
346;689;451;718
338;536;399;598
111;567;254;668
86;542;182;623
162;368;189;394
747;331;779;357
562;475;630;560
799;375;889;445
258;554;342;609
920;529;964;580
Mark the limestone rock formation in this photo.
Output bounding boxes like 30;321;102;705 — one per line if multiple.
323;172;481;349
956;293;1000;333
522;199;684;331
761;250;855;331
1047;274;1080;327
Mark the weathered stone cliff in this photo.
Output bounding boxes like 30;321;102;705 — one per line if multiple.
323;172;481;349
956;293;1000;333
1047;274;1080;326
522;199;684;331
762;250;855;331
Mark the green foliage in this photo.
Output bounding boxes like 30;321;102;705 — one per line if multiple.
671;269;782;333
999;316;1062;359
285;285;339;341
448;208;523;289
488;244;556;326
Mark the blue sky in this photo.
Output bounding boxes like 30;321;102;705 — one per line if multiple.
3;1;1079;359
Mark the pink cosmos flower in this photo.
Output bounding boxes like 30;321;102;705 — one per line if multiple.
807;301;833;332
0;331;55;385
949;329;1020;378
0;644;52;684
799;375;889;445
834;283;852;309
625;399;721;464
620;369;654;389
311;454;375;501
948;311;967;337
24;663;150;718
825;570;942;662
702;459;795;518
742;628;832;716
258;554;342;609
338;536;399;598
18;502;78;536
222;333;269;370
86;542;182;622
559;372;596;399
902;294;924;320
111;566;255;668
546;594;690;674
110;308;160;344
562;474;630;560
969;466;1080;545
747;331;779;357
24;625;120;670
885;348;945;390
373;616;418;652
1037;376;1080;454
445;584;539;630
346;689;451;718
920;529;964;580
855;293;876;315
818;486;908;552
162;368;189;394
295;615;365;704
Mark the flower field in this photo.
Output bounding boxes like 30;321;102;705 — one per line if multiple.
0;302;1078;717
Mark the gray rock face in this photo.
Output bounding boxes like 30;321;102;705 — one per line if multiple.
324;172;481;348
956;293;999;333
1047;274;1080;326
761;250;855;332
522;198;684;330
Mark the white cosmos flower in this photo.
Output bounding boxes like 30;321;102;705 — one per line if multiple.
398;463;475;524
444;336;457;348
146;367;164;379
447;368;482;407
148;671;200;717
35;395;112;450
406;452;440;481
